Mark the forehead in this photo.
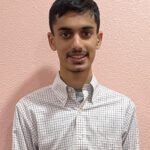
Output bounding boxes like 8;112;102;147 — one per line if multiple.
53;11;97;31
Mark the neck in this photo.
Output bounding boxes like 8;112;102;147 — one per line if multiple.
59;70;92;90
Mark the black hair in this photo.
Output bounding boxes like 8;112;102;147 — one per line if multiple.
49;0;100;34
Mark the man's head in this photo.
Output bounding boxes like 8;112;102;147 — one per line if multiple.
48;0;103;79
49;0;100;35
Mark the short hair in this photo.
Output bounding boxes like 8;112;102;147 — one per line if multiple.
49;0;100;34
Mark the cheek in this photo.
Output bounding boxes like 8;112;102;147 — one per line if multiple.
86;38;98;49
55;40;69;52
86;42;97;52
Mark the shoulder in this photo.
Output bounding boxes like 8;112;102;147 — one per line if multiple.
16;85;54;110
95;84;136;110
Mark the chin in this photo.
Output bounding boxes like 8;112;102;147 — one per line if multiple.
71;69;85;73
69;66;90;73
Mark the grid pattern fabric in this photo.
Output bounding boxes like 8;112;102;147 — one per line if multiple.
12;73;139;150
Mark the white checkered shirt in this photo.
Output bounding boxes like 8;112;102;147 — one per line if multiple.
12;73;139;150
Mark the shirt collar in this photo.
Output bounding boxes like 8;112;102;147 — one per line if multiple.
52;73;99;106
90;74;99;93
52;73;68;106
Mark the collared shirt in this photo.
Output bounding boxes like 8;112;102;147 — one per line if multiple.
12;74;139;150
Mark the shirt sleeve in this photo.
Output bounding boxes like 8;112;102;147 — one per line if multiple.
122;101;139;150
12;102;38;150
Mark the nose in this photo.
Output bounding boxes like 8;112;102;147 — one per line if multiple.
72;34;83;50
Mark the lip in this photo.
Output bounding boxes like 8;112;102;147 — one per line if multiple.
71;54;86;59
68;54;88;63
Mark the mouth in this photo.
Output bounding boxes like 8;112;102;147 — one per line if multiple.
70;54;87;59
67;53;88;64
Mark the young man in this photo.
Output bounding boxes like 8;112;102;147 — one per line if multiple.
12;0;139;149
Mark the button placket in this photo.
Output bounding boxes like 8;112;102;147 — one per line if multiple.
75;111;87;148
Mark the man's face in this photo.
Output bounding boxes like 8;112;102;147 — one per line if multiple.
48;11;103;75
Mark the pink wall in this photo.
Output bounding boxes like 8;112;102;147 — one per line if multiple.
0;0;150;149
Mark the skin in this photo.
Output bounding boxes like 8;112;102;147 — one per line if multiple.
48;11;103;89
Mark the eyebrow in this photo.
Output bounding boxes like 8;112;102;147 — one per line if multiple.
81;26;95;30
58;26;94;31
58;27;72;32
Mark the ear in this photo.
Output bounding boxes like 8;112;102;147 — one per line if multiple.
96;31;103;49
47;32;56;51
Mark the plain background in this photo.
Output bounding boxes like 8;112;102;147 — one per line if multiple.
0;0;150;149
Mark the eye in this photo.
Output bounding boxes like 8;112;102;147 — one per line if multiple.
60;31;72;39
81;31;93;39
